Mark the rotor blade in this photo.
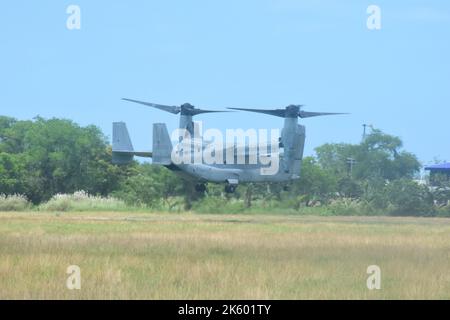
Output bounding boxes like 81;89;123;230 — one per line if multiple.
122;98;180;114
227;107;286;118
190;109;231;116
298;111;349;118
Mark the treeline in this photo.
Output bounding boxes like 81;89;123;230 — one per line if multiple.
1;116;449;216
0;116;126;203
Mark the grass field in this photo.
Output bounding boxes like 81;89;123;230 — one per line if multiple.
1;211;450;299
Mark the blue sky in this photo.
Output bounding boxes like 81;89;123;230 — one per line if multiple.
1;1;449;165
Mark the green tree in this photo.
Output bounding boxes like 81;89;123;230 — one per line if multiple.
0;116;128;203
0;152;26;194
315;129;421;182
114;164;182;208
292;156;338;199
385;179;434;216
358;129;420;180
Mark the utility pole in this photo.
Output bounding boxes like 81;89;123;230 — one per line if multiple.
362;124;374;141
362;124;368;141
346;157;356;177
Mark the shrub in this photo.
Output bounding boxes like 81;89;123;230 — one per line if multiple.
337;177;363;198
38;190;130;212
436;203;450;217
192;196;246;214
113;164;183;208
0;194;31;211
385;179;435;216
326;197;374;216
431;187;450;207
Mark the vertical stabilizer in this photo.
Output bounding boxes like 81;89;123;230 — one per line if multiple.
113;122;134;152
112;122;134;164
153;123;172;165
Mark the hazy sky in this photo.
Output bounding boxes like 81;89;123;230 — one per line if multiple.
1;1;449;165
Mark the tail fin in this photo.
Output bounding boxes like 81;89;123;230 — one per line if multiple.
153;123;172;165
113;122;133;152
112;122;152;164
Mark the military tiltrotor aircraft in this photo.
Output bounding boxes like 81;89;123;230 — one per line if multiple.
112;98;345;193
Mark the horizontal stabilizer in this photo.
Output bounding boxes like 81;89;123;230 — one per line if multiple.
113;150;153;157
112;122;152;164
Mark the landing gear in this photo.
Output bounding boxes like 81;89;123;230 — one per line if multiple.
224;184;237;193
224;178;239;194
195;183;207;193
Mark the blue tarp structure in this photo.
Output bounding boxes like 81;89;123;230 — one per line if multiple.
425;163;450;171
425;163;450;185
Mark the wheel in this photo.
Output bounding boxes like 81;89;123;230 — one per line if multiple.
195;183;206;193
225;184;237;193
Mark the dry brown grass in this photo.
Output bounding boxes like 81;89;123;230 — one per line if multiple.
1;211;450;299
